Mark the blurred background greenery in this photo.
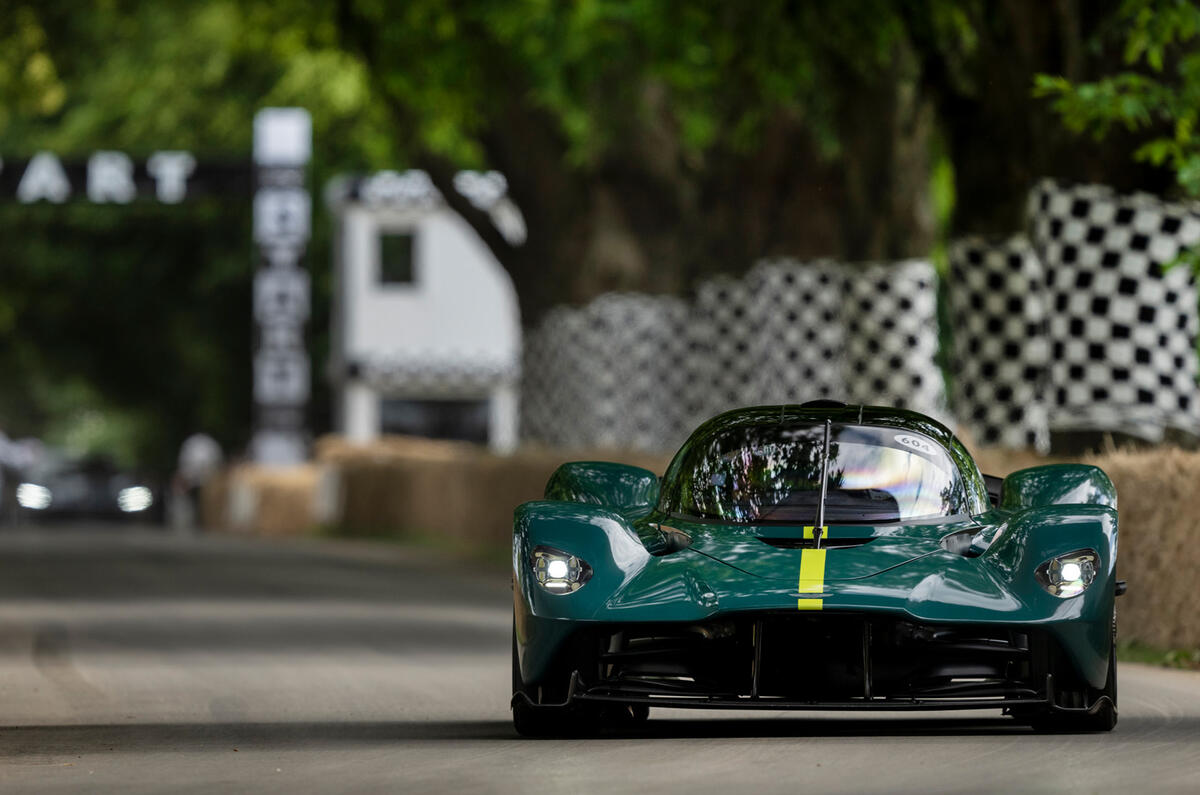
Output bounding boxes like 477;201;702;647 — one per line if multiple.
0;0;1196;472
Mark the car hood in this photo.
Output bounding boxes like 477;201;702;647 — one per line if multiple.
655;516;982;582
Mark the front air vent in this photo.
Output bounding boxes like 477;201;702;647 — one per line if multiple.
758;536;875;550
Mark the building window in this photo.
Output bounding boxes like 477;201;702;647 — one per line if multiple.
379;232;416;284
380;398;490;444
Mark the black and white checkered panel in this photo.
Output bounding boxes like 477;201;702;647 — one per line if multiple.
519;305;593;448
655;298;703;451
842;260;949;422
520;294;693;451
1028;180;1200;440
518;306;561;446
516;338;546;445
523;261;948;451
688;276;762;420
746;258;847;403
361;354;517;397
946;236;1051;451
585;293;693;451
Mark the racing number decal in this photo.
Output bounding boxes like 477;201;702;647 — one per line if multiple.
894;434;936;456
797;528;827;610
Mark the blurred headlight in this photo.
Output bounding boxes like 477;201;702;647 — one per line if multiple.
532;546;592;594
16;483;51;510
117;486;153;513
1036;549;1098;598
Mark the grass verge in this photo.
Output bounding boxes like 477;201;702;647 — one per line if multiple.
317;523;511;570
1118;640;1200;670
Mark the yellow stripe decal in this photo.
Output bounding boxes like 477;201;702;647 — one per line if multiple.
797;548;827;610
801;525;827;540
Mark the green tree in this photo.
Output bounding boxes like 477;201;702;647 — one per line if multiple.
1035;0;1200;197
0;1;1185;467
331;0;944;321
907;0;1179;236
0;2;388;467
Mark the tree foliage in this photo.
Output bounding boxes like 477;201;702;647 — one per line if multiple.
329;1;981;320
0;2;382;467
0;1;1185;469
1036;0;1200;196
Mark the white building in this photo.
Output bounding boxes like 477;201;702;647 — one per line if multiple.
325;170;524;452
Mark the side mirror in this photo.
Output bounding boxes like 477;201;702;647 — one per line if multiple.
544;462;660;520
1000;464;1117;511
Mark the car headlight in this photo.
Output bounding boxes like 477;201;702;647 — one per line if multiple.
16;483;52;510
531;546;592;594
1036;549;1098;598
117;486;153;513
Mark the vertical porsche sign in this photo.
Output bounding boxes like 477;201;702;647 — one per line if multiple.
0;108;313;465
251;109;312;465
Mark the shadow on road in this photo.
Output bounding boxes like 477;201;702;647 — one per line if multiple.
570;715;1032;739
0;721;517;756
3;712;1189;756
0;714;1043;756
12;615;510;655
0;529;509;604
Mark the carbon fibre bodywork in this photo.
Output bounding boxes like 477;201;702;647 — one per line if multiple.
512;405;1119;718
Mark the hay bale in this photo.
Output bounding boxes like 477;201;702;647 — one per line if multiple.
321;434;668;545
959;439;1200;648
234;432;1200;648
198;469;230;530
221;463;323;536
1081;447;1200;649
964;440;1200;648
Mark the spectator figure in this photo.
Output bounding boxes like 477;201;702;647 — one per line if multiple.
171;433;223;532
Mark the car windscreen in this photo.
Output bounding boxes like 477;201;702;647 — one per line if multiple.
661;422;967;524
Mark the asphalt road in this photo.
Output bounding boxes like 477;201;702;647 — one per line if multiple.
1;527;1199;794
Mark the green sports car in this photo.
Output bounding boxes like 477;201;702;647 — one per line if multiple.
512;402;1122;736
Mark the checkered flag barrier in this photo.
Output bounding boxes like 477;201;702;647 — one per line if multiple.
947;236;1051;452
519;293;691;451
841;260;950;424
1028;180;1200;441
588;293;692;451
358;353;518;397
681;263;847;427
683;259;944;428
687;275;760;419
519;305;574;447
520;180;1200;453
521;260;947;452
746;259;847;404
